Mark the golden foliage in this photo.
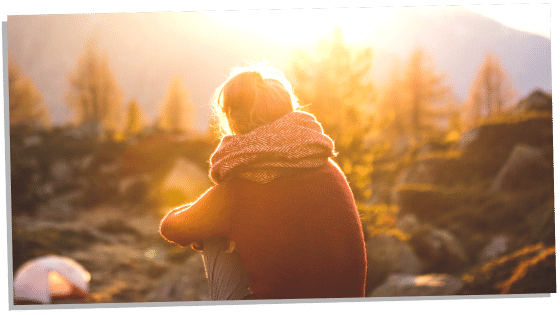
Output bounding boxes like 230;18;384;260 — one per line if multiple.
290;28;379;202
8;61;51;129
124;99;145;137
467;52;517;125
66;38;124;136
157;76;195;134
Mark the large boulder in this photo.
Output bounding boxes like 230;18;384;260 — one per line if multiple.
490;144;553;192
477;235;509;266
454;113;552;184
365;233;423;292
392;184;454;222
369;273;463;297
511;89;552;113
408;226;469;274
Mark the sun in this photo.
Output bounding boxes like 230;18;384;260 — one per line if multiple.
207;8;397;46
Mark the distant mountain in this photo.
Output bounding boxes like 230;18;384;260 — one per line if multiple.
7;7;551;129
367;6;551;101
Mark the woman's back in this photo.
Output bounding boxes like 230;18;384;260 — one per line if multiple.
226;160;367;299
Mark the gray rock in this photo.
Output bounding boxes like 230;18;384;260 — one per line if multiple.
50;160;73;183
72;155;94;173
35;182;54;199
455;128;480;151
478;235;509;265
512;89;552;113
23;134;43;147
490;144;553;192
396;214;420;235
36;190;84;221
365;234;423;292
148;253;209;302
409;227;469;274
369;273;463;297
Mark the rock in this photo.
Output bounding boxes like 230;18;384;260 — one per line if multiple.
455;128;480;151
159;158;212;209
409;226;469;274
119;175;150;205
23;134;43;148
453;114;552;185
477;235;509;265
392;184;452;222
512;89;552;113
460;243;556;295
526;199;555;245
35;182;55;200
50;160;73;183
143;245;168;263
395;214;420;235
148;253;209;302
394;161;435;187
365;234;423;292
72;155;94;173
490;144;553;192
369;273;463;297
162;158;210;197
36;190;84;221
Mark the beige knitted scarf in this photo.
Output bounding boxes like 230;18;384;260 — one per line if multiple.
209;111;336;184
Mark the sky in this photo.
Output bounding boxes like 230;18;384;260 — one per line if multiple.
205;3;551;43
10;4;550;128
466;3;550;38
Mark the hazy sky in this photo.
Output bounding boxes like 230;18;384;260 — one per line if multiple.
467;3;550;38
8;4;550;128
205;3;551;46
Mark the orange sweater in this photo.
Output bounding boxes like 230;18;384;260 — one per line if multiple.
159;160;367;300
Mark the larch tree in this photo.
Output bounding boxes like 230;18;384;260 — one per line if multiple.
66;39;124;139
157;76;195;134
375;59;408;139
8;61;51;130
291;27;376;155
403;47;451;143
467;52;516;124
124;99;145;137
290;27;377;201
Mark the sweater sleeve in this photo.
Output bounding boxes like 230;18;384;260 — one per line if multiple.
159;184;232;247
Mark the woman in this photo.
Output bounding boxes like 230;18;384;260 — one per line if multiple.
159;63;367;300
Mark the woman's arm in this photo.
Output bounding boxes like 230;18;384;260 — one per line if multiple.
159;185;231;247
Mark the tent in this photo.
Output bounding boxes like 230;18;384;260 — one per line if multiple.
13;255;91;304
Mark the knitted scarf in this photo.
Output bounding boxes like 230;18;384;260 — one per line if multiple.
209;111;336;184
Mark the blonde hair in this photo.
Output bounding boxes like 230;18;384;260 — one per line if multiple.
212;62;299;136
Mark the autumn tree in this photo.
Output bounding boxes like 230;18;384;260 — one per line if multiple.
467;52;516;124
66;39;124;139
124;99;145;137
8;61;50;130
290;28;377;201
403;48;451;143
157;77;195;134
291;27;376;151
375;59;408;139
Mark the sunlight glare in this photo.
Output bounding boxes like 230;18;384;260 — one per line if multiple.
207;8;397;45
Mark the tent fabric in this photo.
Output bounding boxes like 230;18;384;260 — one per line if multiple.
14;255;90;304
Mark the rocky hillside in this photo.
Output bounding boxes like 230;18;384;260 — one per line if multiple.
364;89;555;296
10;89;555;304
